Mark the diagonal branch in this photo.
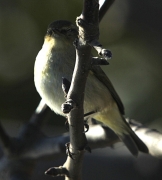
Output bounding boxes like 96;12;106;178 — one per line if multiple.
99;0;115;22
22;120;162;159
29;99;51;127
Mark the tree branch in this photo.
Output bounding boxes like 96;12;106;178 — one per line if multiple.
0;99;50;180
29;99;50;127
18;120;162;159
60;0;100;179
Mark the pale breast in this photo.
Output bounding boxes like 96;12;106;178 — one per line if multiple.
34;46;75;116
34;45;113;117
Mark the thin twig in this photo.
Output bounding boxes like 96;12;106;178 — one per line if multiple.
99;0;115;22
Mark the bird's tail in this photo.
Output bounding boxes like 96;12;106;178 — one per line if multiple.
95;110;148;156
119;116;148;156
119;127;148;156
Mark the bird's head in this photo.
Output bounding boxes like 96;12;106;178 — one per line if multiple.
45;20;78;43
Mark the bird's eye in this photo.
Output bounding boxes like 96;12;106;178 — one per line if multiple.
59;28;77;37
60;29;68;34
60;28;73;34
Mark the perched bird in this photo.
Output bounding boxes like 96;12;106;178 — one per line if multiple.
34;20;148;156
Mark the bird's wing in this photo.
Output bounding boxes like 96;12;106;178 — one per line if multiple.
91;65;125;115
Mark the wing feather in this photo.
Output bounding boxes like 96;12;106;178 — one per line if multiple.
91;65;125;115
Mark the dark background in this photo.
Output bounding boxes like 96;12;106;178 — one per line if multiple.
0;0;162;179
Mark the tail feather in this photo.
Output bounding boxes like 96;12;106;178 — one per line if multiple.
119;131;148;157
95;109;148;156
119;134;139;157
119;116;149;156
129;130;149;153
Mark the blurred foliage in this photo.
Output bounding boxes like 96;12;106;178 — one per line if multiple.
0;0;162;130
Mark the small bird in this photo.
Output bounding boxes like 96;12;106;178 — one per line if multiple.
34;20;148;156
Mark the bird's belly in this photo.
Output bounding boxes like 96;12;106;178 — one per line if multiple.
34;52;113;116
35;59;73;116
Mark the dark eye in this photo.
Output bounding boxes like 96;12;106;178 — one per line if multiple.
60;29;67;34
60;28;74;34
59;28;78;37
